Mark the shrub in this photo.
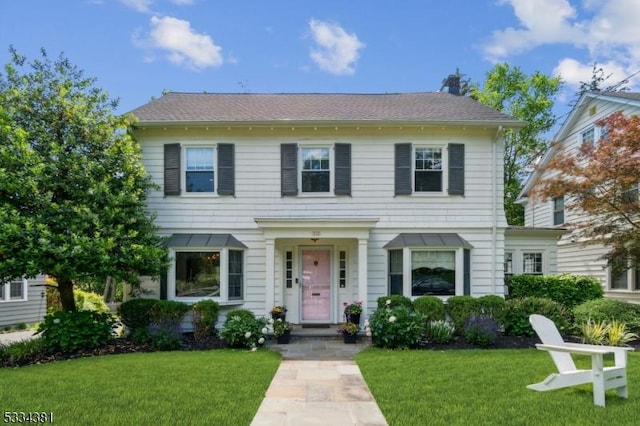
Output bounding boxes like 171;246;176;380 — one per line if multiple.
425;320;455;344
220;311;267;349
580;318;609;345
118;299;157;330
0;339;45;365
38;310;116;353
573;298;640;333
74;290;110;313
376;295;413;310
464;315;500;347
607;320;639;346
150;300;189;323
413;296;446;322
191;300;220;340
503;297;571;337
369;306;425;349
148;319;183;351
446;296;480;333
508;274;603;308
477;295;506;324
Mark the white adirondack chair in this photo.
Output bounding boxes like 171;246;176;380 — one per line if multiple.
528;314;633;407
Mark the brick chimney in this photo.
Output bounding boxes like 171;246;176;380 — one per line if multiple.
443;74;461;95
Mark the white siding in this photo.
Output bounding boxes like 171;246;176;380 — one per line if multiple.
135;124;508;320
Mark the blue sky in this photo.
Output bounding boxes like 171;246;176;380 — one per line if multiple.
2;0;639;132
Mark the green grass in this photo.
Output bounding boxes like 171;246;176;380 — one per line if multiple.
0;349;281;426
356;348;640;426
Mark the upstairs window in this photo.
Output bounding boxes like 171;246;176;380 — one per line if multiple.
301;147;331;193
415;147;443;192
553;196;564;226
185;147;215;192
581;127;595;147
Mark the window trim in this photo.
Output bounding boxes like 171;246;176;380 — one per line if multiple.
168;247;245;303
299;145;333;195
0;278;27;302
387;247;464;298
413;144;447;194
183;145;216;194
552;196;564;226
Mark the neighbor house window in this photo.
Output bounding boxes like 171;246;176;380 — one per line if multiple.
185;147;215;192
523;252;543;275
621;183;639;203
411;251;455;296
172;249;244;301
609;262;640;291
0;279;26;302
415;147;443;192
581;127;595;146
553;196;564;226
301;147;330;192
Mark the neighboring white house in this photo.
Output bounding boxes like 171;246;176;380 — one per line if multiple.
129;91;526;323
0;276;47;328
518;91;640;303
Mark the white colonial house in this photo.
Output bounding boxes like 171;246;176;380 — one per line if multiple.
0;276;47;328
129;91;526;324
518;91;640;303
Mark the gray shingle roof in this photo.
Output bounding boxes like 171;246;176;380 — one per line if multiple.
129;92;524;127
600;91;640;102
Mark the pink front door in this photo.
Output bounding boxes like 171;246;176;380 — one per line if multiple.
301;249;331;322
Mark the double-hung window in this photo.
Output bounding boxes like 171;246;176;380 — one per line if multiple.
553;196;564;226
523;252;543;275
0;279;26;302
581;127;595;147
415;147;443;192
185;147;215;193
609;261;640;291
301;147;331;193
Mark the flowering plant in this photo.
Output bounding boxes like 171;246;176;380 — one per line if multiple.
337;322;359;335
271;318;293;337
343;301;363;315
270;305;287;315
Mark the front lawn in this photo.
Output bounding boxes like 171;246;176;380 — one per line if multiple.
356;348;640;426
0;349;281;426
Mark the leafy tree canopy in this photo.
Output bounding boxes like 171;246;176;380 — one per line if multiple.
0;47;168;310
471;63;562;225
532;111;640;273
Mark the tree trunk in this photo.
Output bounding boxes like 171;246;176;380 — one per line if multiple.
103;276;115;303
57;278;77;311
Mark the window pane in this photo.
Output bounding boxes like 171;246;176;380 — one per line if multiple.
504;252;513;275
175;252;220;297
411;251;455;296
611;270;628;289
388;250;403;295
10;280;23;299
186;148;214;170
228;250;243;300
581;128;595;145
553;196;564;225
302;171;330;192
186;171;214;192
523;253;543;274
415;171;442;192
0;283;4;300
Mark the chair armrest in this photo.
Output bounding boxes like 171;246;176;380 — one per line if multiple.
563;342;633;354
535;343;612;356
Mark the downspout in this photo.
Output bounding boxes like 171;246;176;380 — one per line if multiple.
492;126;504;295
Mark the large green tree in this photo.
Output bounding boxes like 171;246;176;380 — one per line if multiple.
0;48;168;311
471;64;562;225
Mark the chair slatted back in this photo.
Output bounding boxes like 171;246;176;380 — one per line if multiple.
529;314;577;373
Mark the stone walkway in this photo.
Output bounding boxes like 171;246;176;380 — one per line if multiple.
251;337;388;426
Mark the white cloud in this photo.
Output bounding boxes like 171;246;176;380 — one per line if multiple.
120;0;154;13
135;15;223;70
168;0;194;5
308;19;364;75
483;0;640;90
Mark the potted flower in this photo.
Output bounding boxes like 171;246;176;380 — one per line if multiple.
337;322;359;343
270;305;287;321
272;318;293;344
343;301;363;325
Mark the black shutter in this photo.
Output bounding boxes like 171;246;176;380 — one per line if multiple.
448;143;465;196
164;143;181;196
463;248;471;296
217;143;235;196
281;144;298;196
160;271;168;300
334;143;351;195
394;143;412;195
